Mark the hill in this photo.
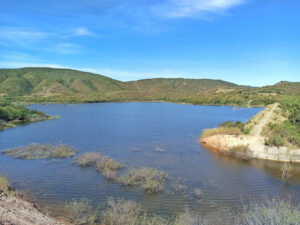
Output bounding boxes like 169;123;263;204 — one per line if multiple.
0;67;126;96
0;67;299;106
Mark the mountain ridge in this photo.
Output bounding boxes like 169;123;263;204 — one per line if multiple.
0;67;299;106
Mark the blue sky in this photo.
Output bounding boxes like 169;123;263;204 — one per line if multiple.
0;0;299;86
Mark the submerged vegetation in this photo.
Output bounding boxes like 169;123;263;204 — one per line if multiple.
243;199;300;225
63;198;300;225
1;174;300;225
65;198;99;225
101;198;171;225
76;152;124;179
119;167;169;193
2;143;76;159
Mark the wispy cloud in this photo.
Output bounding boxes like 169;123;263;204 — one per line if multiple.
74;27;94;36
154;0;247;18
49;43;81;54
0;27;49;45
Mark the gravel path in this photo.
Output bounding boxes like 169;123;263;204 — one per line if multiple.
250;103;279;137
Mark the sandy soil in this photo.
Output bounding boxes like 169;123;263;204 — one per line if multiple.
0;192;65;225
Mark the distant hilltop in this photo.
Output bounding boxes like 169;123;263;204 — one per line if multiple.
0;67;299;105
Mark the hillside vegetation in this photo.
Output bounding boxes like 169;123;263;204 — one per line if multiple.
0;67;299;106
0;102;50;130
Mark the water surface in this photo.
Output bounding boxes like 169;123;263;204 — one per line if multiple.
0;103;300;215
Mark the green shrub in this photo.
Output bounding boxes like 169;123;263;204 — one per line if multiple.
0;104;49;123
220;120;245;129
265;135;284;147
0;105;29;121
265;121;300;147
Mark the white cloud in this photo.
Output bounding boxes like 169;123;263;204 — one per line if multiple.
0;27;49;45
49;43;81;54
74;27;93;36
155;0;246;18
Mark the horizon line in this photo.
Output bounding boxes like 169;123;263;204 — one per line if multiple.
0;66;298;88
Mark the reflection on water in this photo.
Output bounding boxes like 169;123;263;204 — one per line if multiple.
0;103;299;214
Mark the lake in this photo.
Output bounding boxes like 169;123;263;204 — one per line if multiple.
1;103;300;215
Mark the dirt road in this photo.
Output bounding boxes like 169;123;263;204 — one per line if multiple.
250;103;279;137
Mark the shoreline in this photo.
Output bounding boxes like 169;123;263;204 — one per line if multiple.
0;183;66;225
200;134;300;163
200;103;300;163
0;115;59;132
11;98;266;108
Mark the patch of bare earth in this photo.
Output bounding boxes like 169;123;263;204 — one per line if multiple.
0;192;65;225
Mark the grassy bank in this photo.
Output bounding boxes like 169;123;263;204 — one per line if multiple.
201;97;300;149
201;120;249;138
0;102;52;130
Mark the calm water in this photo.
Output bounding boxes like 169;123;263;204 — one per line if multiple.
1;103;300;215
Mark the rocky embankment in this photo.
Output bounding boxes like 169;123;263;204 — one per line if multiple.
200;103;300;163
0;191;65;225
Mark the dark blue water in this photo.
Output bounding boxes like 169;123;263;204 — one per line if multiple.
0;103;299;214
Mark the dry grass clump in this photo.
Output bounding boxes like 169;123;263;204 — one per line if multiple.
119;167;168;193
281;163;293;181
65;198;99;225
103;169;118;180
76;152;124;180
76;152;102;167
174;208;208;225
102;199;236;225
245;106;270;131
2;143;76;159
0;175;14;196
201;127;242;138
243;199;300;225
101;198;171;225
